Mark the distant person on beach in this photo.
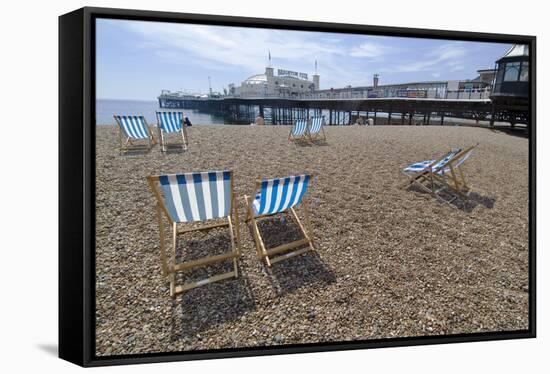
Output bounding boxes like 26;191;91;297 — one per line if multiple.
184;116;192;127
255;115;265;126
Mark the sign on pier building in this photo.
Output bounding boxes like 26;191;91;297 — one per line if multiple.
232;66;320;98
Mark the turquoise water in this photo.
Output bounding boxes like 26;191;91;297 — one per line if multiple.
96;99;225;125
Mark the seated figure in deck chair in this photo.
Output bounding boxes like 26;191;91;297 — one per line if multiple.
155;111;189;152
308;116;327;142
113;115;156;154
431;144;479;200
244;174;315;267
401;148;462;197
288;118;308;142
146;170;241;298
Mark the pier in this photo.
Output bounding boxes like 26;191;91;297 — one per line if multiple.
158;95;528;128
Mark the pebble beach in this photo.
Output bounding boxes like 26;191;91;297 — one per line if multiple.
95;124;529;356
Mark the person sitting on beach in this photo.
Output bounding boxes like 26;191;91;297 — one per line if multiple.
255;115;265;126
184;116;192;127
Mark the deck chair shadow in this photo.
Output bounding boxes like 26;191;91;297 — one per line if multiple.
432;144;479;200
147;170;241;298
156;111;189;152
288;118;309;142
244;174;315;267
401;148;462;197
113;115;156;154
308;116;327;142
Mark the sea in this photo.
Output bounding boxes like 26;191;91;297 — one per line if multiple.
96;98;490;127
96;99;225;126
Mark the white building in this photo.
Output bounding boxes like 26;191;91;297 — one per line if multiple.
230;67;320;98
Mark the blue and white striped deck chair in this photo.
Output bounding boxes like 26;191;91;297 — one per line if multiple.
401;148;462;196
289;119;308;141
433;144;479;199
113;115;155;153
308;116;326;142
146;170;241;297
244;174;315;267
155;111;188;152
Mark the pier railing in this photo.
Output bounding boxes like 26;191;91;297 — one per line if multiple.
217;88;491;101
157;87;527;127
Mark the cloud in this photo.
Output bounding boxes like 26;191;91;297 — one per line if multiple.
99;19;499;93
380;42;468;74
349;42;394;59
118;20;346;76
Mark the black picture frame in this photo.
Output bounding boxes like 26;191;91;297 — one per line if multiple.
59;6;536;367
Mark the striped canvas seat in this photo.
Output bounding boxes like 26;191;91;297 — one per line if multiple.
403;159;436;173
251;174;311;216
245;173;315;267
307;116;326;141
441;147;474;174
147;170;240;297
309;117;324;135
156;111;188;151
291;119;308;137
431;149;461;172
403;149;460;174
402;146;477;203
156;111;183;133
114;115;150;139
158;171;232;223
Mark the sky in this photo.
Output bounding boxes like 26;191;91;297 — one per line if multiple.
96;18;512;101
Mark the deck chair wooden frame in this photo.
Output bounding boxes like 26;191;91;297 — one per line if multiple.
307;116;327;142
288;118;309;142
146;171;241;298
430;144;479;200
156;111;189;152
401;148;461;196
114;115;156;154
243;175;315;267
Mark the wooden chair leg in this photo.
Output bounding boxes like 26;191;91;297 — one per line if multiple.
232;200;242;255
458;167;469;192
172;222;177;267
181;128;188;150
227;216;239;277
160;130;166;152
289;206;314;251
169;273;176;299
449;167;465;198
251;215;271;267
243;194;271;265
243;195;252;222
301;202;315;248
156;206;169;276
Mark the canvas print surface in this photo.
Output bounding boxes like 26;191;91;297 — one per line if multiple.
94;18;530;356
